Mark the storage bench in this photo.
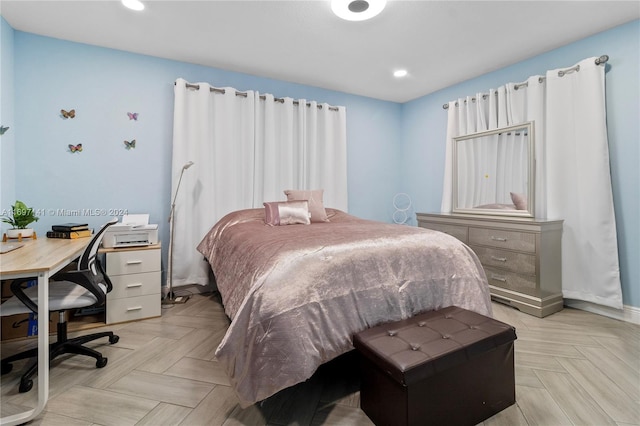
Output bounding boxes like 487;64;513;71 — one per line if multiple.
353;306;517;426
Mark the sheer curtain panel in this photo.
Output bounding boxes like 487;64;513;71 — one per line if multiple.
171;79;348;288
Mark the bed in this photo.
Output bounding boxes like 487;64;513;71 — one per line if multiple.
197;207;492;407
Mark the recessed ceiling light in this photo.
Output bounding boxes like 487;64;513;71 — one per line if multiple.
394;69;408;78
331;0;387;21
122;0;145;11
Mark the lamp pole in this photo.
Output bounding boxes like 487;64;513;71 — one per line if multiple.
165;161;193;303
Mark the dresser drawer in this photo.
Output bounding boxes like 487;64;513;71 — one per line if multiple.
107;271;160;300
471;245;536;275
485;266;537;297
469;227;535;253
106;294;160;324
419;222;468;243
106;249;160;276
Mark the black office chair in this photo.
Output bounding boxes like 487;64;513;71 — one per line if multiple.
0;218;120;392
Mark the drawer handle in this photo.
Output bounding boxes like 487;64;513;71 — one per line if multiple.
490;274;507;282
126;306;143;311
490;256;508;262
125;260;143;265
490;236;507;242
126;283;143;288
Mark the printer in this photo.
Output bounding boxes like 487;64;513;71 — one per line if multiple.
102;214;159;249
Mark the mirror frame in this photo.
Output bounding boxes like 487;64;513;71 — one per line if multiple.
452;121;535;218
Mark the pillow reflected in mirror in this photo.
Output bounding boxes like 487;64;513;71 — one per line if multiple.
510;192;528;210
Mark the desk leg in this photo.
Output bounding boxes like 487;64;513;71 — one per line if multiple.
0;271;50;426
35;271;50;417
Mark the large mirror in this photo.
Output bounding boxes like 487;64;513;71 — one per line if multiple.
453;121;535;217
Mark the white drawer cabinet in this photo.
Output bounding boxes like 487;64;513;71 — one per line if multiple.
104;250;161;276
416;213;563;317
100;243;161;324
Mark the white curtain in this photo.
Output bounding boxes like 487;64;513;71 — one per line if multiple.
545;58;622;309
253;94;348;209
441;58;622;309
171;79;348;288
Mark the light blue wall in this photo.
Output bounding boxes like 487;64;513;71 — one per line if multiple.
5;29;402;279
402;20;640;308
0;17;15;215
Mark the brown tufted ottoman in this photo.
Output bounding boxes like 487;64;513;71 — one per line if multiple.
353;306;516;426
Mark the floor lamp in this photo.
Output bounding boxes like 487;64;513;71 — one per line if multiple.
163;160;194;304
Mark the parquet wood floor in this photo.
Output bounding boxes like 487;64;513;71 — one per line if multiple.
1;293;638;425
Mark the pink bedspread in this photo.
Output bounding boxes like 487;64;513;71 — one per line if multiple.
197;208;492;407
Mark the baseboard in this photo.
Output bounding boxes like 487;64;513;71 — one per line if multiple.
564;299;640;325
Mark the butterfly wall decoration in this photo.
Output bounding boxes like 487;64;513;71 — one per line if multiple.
68;143;83;153
61;109;76;119
127;112;138;121
0;126;9;135
124;139;136;150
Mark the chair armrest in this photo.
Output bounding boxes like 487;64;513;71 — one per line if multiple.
95;257;113;293
52;270;107;306
9;278;40;313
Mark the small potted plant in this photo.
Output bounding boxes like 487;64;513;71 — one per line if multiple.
1;200;39;239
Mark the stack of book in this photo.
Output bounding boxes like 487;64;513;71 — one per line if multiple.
46;223;92;239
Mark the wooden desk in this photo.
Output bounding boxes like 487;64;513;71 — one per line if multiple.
0;237;89;426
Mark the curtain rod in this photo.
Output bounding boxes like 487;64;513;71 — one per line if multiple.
442;54;609;109
179;82;339;111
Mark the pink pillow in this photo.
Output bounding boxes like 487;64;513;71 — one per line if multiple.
510;192;528;210
264;200;311;226
283;189;329;223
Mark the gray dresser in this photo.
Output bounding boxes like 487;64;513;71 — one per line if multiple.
416;213;563;317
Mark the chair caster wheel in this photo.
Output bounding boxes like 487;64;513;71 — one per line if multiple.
109;335;119;344
1;362;12;375
19;379;33;393
96;357;108;368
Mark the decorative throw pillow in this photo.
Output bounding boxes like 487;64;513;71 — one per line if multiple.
264;200;311;226
510;192;528;210
284;189;329;223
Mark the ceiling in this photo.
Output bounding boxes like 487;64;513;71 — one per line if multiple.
1;1;638;103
